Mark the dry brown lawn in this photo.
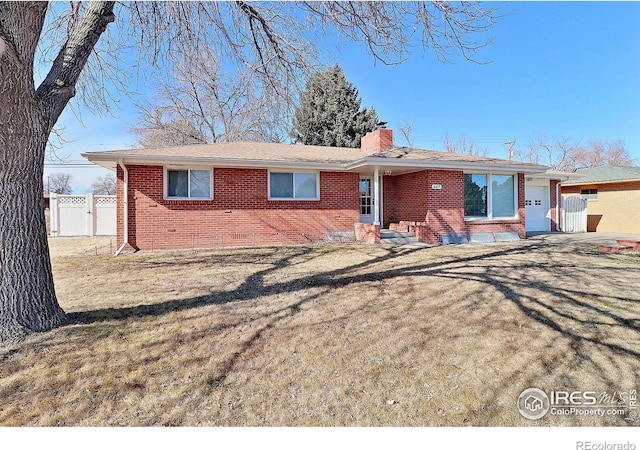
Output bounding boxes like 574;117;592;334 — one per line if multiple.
0;236;638;426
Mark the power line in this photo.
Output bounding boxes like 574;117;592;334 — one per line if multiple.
44;163;101;168
410;134;519;145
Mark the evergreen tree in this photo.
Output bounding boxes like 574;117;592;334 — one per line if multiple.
291;65;378;148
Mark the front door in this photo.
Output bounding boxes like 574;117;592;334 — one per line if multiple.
525;186;549;232
359;177;374;223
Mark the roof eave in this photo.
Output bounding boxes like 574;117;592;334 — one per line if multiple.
83;151;550;175
346;157;549;174
82;153;349;171
81;154;117;171
526;172;582;181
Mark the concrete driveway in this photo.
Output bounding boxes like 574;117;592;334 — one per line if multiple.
526;231;640;245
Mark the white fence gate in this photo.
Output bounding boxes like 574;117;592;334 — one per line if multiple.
562;196;587;233
50;194;116;236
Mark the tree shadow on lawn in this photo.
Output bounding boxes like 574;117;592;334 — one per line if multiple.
67;240;640;400
68;243;520;324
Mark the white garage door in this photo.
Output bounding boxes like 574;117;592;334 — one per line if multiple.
525;186;549;232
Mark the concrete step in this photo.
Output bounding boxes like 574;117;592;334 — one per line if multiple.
380;229;419;245
380;237;420;245
381;231;415;239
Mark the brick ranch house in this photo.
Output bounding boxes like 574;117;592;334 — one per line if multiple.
83;129;565;252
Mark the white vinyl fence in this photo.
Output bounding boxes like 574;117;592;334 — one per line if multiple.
562;196;587;233
50;193;116;237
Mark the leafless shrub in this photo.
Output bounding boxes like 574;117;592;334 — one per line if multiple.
443;133;489;156
46;173;73;194
91;174;116;195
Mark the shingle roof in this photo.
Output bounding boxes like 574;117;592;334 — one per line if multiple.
83;141;368;164
562;166;640;185
371;147;538;166
83;141;544;168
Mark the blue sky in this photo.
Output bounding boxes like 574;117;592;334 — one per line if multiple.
46;1;640;193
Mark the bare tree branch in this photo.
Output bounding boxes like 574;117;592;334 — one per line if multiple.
398;120;415;147
518;134;637;171
302;1;501;65
443;133;489;156
133;45;292;145
46;172;73;194
91;174;116;195
36;2;116;132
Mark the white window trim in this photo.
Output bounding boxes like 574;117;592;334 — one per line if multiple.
164;166;214;200
268;169;321;201
580;188;598;201
464;172;519;221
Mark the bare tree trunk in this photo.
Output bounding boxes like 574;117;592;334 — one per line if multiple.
0;107;67;344
0;2;115;345
0;5;64;344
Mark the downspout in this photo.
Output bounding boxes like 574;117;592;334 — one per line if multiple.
115;159;129;255
556;180;561;232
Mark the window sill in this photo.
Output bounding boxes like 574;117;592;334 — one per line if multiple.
464;217;520;224
268;198;320;201
164;197;213;201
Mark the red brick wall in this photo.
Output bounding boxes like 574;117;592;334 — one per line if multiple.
116;165;360;250
116;164;528;249
382;171;431;225
354;223;380;243
383;170;526;243
425;170;467;239
361;129;393;153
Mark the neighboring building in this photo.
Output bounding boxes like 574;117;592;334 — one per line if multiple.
83;129;555;252
561;166;640;233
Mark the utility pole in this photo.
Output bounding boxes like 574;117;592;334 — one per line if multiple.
503;141;516;160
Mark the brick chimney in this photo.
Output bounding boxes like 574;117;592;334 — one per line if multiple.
361;129;393;154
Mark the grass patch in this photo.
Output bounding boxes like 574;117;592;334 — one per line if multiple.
0;237;638;426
